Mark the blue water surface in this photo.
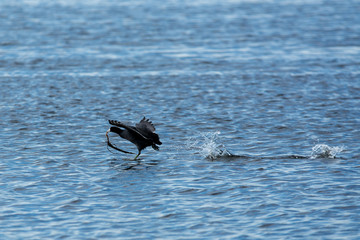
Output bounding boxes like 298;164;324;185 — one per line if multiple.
1;0;360;239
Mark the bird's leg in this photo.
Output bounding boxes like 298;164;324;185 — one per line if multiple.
134;150;141;160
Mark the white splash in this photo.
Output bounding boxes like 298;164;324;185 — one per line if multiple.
310;144;344;159
186;131;232;160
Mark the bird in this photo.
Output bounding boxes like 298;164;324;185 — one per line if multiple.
106;117;162;160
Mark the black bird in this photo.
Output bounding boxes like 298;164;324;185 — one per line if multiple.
106;117;162;159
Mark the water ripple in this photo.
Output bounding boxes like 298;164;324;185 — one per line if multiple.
0;0;359;239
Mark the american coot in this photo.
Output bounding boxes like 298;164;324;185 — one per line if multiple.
106;117;162;160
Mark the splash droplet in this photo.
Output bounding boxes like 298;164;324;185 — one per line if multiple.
186;131;232;159
310;144;344;159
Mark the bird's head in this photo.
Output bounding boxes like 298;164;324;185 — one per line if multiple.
152;133;162;145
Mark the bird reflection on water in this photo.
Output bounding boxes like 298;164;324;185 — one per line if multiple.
106;117;162;160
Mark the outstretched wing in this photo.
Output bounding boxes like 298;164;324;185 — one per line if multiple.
136;117;156;135
106;131;134;154
109;120;149;140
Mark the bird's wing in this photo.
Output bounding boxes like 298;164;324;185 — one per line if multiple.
109;120;149;140
135;117;156;134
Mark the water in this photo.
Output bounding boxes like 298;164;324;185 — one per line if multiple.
1;0;360;239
